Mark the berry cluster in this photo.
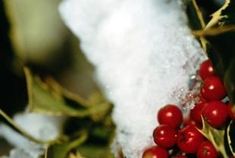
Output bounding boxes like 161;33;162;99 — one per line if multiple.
142;59;235;158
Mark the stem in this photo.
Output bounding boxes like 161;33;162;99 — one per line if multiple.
191;0;208;51
192;0;205;28
67;130;88;150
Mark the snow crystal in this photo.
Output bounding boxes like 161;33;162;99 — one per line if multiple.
59;0;206;157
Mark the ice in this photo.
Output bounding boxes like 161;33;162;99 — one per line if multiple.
59;0;206;157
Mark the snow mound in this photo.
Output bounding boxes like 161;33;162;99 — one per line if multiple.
59;0;206;157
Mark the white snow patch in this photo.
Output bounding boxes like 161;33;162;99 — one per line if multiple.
12;112;64;141
59;0;206;157
0;112;64;158
0;148;40;158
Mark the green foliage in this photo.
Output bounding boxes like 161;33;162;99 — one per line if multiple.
24;67;112;120
77;145;114;158
0;67;115;158
47;130;88;158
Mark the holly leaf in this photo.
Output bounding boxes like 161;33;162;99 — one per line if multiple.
77;145;114;158
199;118;228;158
46;130;88;158
205;0;231;29
227;121;235;157
24;67;112;120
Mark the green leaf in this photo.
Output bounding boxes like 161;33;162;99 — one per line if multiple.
227;121;235;157
46;130;88;158
199;118;228;158
77;145;114;158
24;67;112;119
205;0;231;29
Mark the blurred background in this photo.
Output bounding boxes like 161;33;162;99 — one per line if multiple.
0;0;99;156
0;0;224;156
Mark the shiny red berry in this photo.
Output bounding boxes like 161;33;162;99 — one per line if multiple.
199;59;215;80
177;125;204;153
183;117;198;127
153;124;177;148
197;141;218;158
190;102;208;126
157;104;183;129
201;76;226;101
142;146;168;158
202;101;229;128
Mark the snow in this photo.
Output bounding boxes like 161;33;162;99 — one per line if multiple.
0;112;64;158
0;148;41;158
59;0;206;157
12;112;64;141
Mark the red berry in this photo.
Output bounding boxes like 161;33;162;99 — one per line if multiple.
199;59;215;80
153;124;177;148
202;101;229;128
201;76;226;101
158;104;183;129
227;104;235;120
190;102;208;126
142;146;168;158
183;117;201;128
177;125;204;153
197;141;218;158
